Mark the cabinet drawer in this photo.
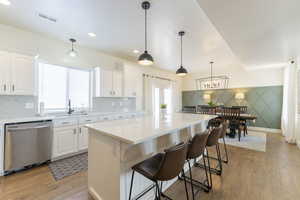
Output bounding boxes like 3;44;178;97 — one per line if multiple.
79;116;98;124
53;118;78;127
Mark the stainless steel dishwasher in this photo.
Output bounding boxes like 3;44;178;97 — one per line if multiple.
4;120;53;174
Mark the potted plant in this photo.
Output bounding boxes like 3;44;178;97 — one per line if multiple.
208;101;216;107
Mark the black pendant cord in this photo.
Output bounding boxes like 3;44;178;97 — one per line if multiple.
72;42;74;51
180;34;183;67
210;62;213;88
145;8;147;51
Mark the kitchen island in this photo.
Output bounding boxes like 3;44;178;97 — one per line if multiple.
85;113;215;200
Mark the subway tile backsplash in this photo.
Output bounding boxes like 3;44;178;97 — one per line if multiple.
0;95;137;119
92;97;136;113
0;95;38;118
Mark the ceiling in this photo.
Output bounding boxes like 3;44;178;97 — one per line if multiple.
197;0;300;69
0;0;239;73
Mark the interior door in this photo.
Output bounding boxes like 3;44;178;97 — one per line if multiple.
153;85;172;115
11;53;35;95
0;51;11;94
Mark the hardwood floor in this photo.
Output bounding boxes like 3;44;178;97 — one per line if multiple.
0;132;299;200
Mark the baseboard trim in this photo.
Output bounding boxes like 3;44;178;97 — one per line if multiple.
248;126;281;134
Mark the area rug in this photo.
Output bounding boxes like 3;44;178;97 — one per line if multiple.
221;131;267;152
49;153;88;181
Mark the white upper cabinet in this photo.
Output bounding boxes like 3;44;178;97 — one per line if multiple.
11;53;35;95
0;51;11;95
0;51;35;95
123;64;143;110
94;65;124;97
113;69;123;97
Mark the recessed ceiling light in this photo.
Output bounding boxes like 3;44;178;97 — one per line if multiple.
133;50;140;54
88;32;96;37
0;0;11;6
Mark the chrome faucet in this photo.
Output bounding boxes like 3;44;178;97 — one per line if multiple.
68;99;75;115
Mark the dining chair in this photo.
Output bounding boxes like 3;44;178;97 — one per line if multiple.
232;106;248;136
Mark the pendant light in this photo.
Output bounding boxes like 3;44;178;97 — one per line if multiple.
138;1;154;66
176;31;188;76
68;38;78;58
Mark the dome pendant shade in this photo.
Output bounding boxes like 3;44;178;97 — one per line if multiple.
68;38;78;58
138;1;154;66
138;51;154;65
176;31;188;76
176;66;188;76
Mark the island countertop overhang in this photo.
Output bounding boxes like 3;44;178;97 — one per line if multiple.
85;113;216;145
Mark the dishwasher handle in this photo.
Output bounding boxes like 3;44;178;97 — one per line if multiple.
7;125;51;131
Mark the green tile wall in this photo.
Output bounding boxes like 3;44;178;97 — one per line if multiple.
182;86;283;129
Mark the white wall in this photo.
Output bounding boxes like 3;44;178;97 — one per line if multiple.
0;23;182;110
182;63;283;91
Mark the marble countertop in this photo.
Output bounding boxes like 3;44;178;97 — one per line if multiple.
85;113;216;144
0;111;144;125
0;116;55;125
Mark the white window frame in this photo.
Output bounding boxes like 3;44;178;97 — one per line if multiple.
38;61;93;113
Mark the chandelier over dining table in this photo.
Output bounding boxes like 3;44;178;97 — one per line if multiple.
196;61;229;90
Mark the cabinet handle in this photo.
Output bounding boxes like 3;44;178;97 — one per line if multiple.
73;129;76;134
12;84;15;92
3;84;6;92
79;127;82;133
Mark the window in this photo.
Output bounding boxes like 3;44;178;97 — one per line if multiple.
39;63;91;112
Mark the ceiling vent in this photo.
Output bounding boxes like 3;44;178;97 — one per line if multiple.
38;13;57;23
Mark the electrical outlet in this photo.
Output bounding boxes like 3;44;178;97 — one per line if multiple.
25;102;34;109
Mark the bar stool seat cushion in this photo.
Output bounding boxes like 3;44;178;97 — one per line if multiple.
132;153;164;181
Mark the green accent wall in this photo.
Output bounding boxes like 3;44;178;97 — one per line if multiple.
182;86;283;129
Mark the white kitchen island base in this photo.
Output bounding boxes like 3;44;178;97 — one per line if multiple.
86;113;215;200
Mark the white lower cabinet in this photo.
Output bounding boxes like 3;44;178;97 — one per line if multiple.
78;126;89;151
52;125;78;158
52;124;89;160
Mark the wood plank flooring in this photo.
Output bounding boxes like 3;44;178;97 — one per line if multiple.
0;132;299;200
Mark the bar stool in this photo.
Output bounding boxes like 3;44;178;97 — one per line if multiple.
128;143;189;200
196;126;223;178
207;121;229;164
180;131;211;200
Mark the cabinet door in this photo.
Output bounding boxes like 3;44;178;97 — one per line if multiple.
52;126;78;158
113;70;123;97
124;65;143;97
101;68;114;97
0;51;11;94
78;126;88;150
11;54;35;95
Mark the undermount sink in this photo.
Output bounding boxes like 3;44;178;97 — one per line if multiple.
54;112;89;117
